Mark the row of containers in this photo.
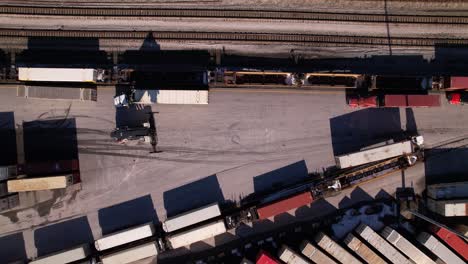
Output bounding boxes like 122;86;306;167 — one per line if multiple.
21;136;432;263
251;223;467;264
14;67;468;105
425;181;468;217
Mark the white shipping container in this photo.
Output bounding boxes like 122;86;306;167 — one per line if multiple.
18;68;97;83
95;222;155;251
300;240;337;264
427;198;467;217
314;233;362;264
163;203;221;233
134;89;209;104
335;140;413;169
100;241;158;264
417;232;465;264
167;220;226;249
7;175;74;192
427;182;468;200
18;85;97;101
344;233;387;264
381;227;436;264
278;245;311;264
355;224;412;264
29;244;90;264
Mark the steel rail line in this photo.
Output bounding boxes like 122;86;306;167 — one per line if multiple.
1;6;468;24
2;29;468;47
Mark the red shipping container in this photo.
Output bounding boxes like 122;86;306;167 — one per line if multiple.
384;95;407;107
348;96;377;108
256;250;279;264
256;192;313;220
450;76;468;89
430;226;468;261
407;95;440;107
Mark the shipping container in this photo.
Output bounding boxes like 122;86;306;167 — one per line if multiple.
17;85;97;101
314;233;362;264
0;193;20;211
306;73;361;87
355;224;412;264
427;181;468;200
95;222;155;251
163;203;221;233
344;233;387;264
29;244;91;264
450;77;468;89
7;174;75;192
167;220;226;249
406;95;440;107
0;165;17;181
417;232;465;264
348;96;378;108
17;159;80;176
427;198;468;217
429;226;468;261
134;90;209;104
381;227;436;264
335;139;418;169
300;240;337;264
256;250;280;264
384;95;408;107
18;68;99;83
100;241;158;264
256;192;313;220
278;245;311;264
0;182;8;196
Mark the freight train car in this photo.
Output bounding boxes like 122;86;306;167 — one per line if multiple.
133;89;209;104
278;245;311;264
335;136;423;169
305;73;363;88
95;222;156;252
254;191;314;220
18;67;104;83
223;71;292;86
343;233;386;264
163;203;221;233
166;220;227;249
383;94;440;107
29;244;91;264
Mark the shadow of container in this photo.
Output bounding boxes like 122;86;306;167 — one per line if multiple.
0;112;17;166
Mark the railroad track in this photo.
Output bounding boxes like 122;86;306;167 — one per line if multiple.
1;6;468;24
2;29;468;47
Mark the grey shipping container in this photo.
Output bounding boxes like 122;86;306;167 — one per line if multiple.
381;227;436;264
0;165;17;181
0;193;20;211
18;85;97;101
417;232;465;264
314;233;362;264
355;224;412;264
427;182;468;200
344;233;387;264
300;240;337;264
278;245;311;264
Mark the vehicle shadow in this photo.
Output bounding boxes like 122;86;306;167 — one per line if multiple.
0;111;17;166
98;194;159;235
163;175;225;218
34;216;93;256
23;118;78;162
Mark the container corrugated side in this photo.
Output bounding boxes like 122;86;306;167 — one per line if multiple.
314;233;362;264
344;233;387;264
355;224;412;264
0;193;20;211
381;227;435;264
257;192;313;220
300;240;337;264
407;95;440;107
430;226;468;261
335;140;412;169
450;76;468;89
278;245;311;264
100;241;158;264
417;232;465;264
384;95;408;107
29;244;90;264
95;222;155;251
18;68;96;83
7;175;74;192
427;182;468;200
167;220;226;249
135;90;209;104
163;203;221;232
